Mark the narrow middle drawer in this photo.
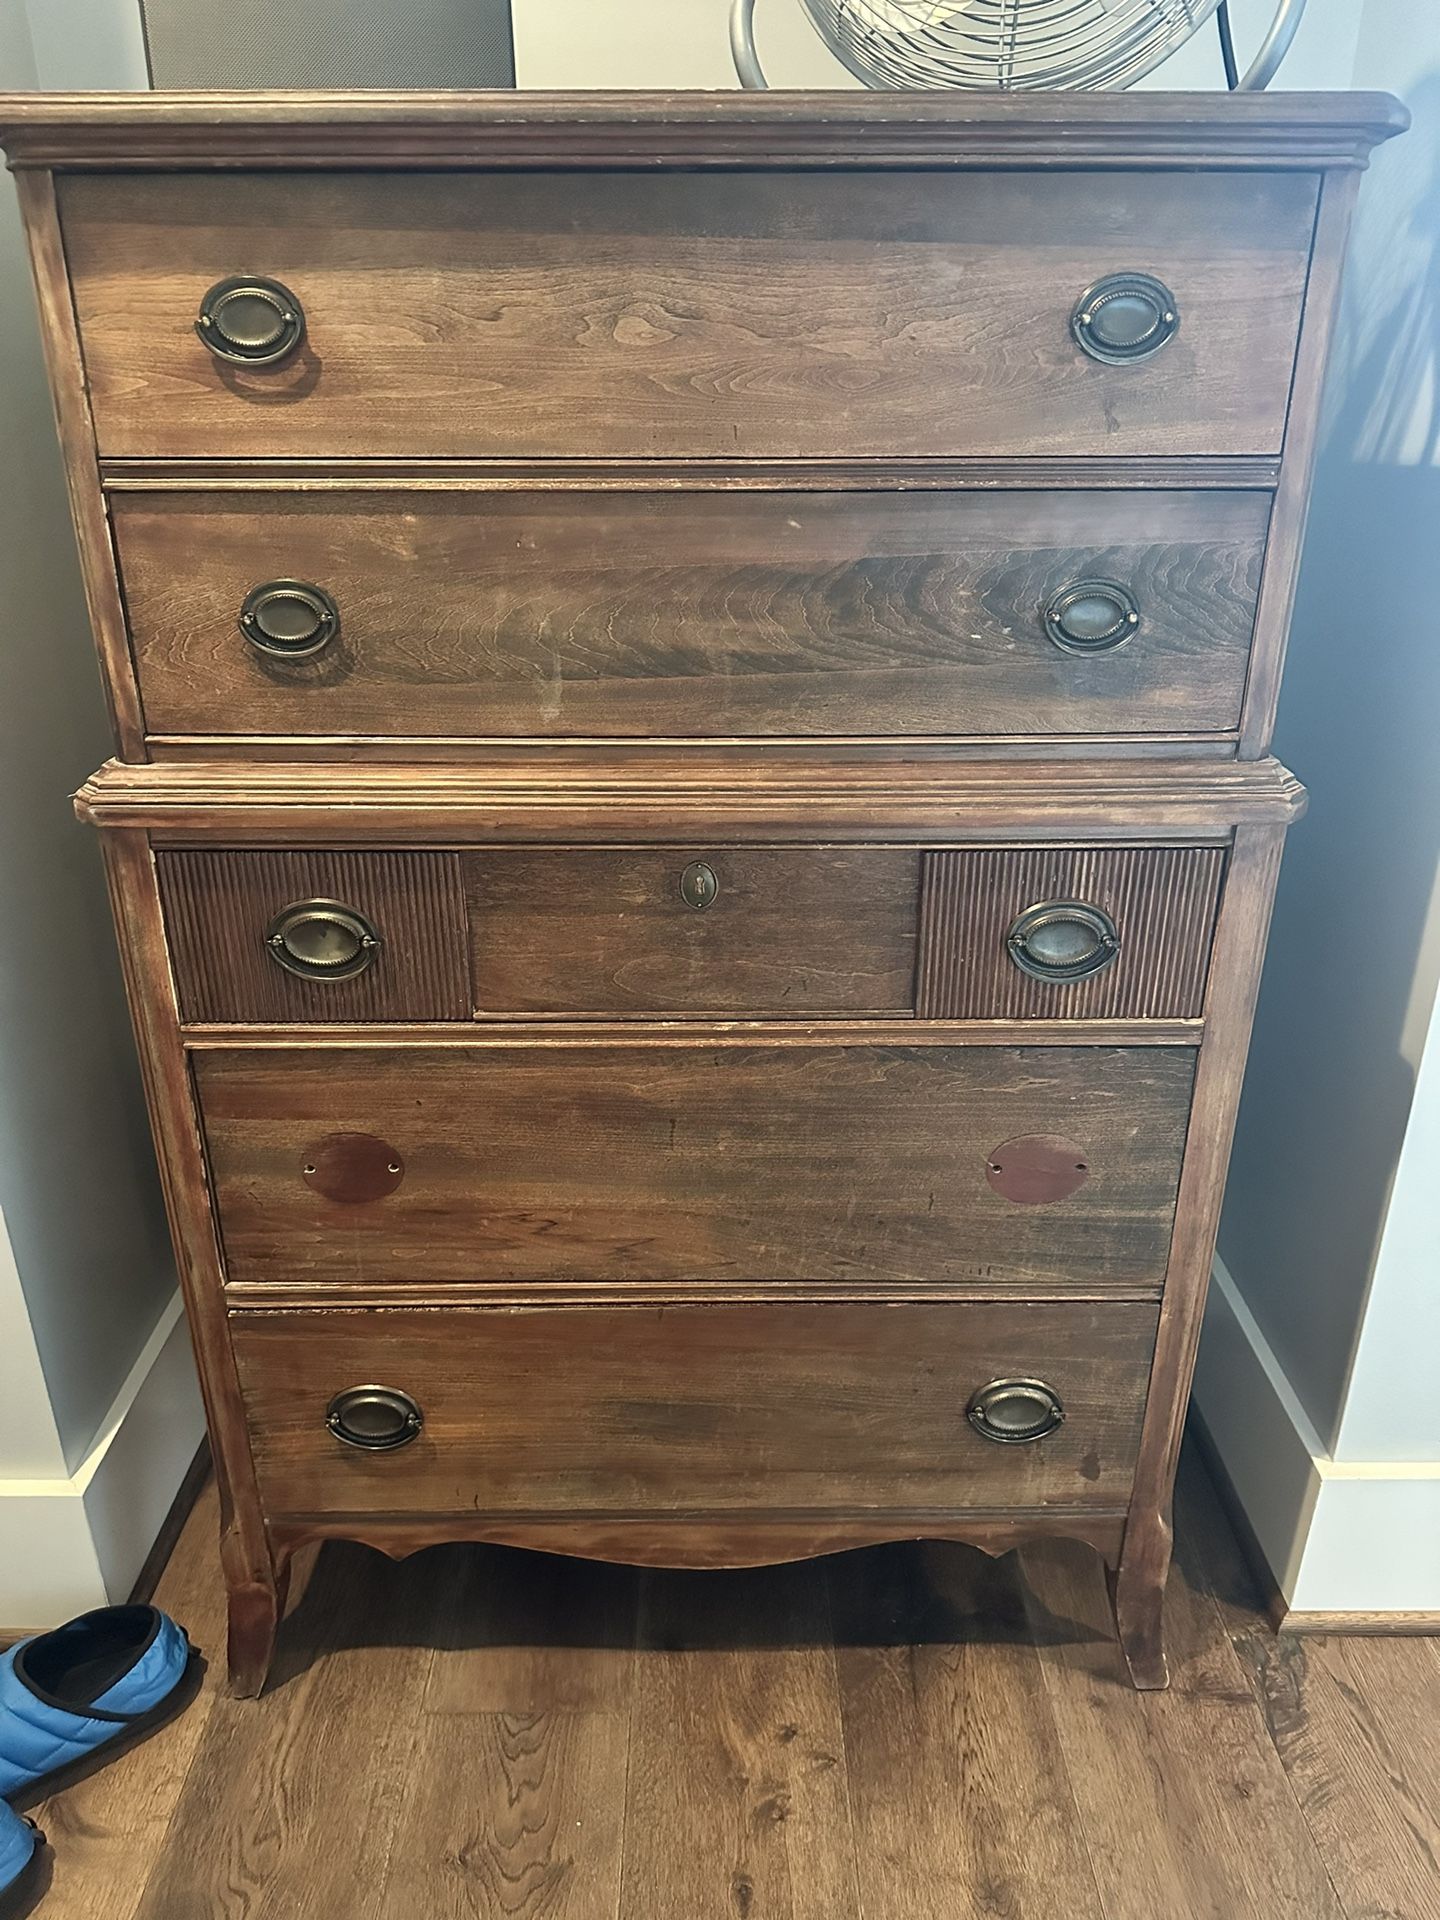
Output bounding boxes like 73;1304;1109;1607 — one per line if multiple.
112;490;1271;743
157;846;920;1021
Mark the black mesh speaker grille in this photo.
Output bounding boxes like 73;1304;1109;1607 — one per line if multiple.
141;0;515;88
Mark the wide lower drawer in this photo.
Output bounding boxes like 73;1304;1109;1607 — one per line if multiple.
61;169;1316;460
113;489;1270;742
196;1044;1194;1294
229;1301;1160;1514
158;844;1222;1023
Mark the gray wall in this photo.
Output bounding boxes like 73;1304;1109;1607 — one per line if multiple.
0;0;173;1468
1217;0;1440;1448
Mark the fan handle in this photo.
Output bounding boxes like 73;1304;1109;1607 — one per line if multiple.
1238;0;1308;90
728;0;1309;92
730;0;767;88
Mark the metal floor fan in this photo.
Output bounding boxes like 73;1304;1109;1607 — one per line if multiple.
730;0;1307;92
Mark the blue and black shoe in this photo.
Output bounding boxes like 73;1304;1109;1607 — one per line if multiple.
0;1604;201;1811
0;1801;44;1919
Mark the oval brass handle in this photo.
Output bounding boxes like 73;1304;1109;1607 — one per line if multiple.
326;1386;423;1452
967;1378;1065;1445
1006;900;1120;985
240;580;340;660
196;275;306;366
1043;580;1139;656
1071;272;1179;365
265;898;381;982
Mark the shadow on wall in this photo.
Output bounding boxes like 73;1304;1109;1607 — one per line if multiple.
1218;72;1440;1450
0;160;175;1465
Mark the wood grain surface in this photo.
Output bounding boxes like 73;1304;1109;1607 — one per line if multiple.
229;1300;1159;1515
1019;1461;1350;1920
195;1043;1194;1293
25;1448;1438;1920
466;847;920;1016
917;844;1225;1020
111;488;1271;741
60;169;1317;460
0;86;1409;171
75;751;1309;838
158;847;470;1022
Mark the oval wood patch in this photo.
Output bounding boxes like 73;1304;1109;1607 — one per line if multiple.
301;1132;404;1204
985;1134;1091;1206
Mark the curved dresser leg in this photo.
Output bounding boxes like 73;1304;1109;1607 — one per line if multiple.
226;1563;289;1699
1111;1510;1173;1691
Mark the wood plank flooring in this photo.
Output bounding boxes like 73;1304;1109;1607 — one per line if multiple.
23;1440;1440;1919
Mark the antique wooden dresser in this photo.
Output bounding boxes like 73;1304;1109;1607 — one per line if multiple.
1;90;1404;1693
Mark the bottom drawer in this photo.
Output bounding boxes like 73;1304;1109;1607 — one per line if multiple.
231;1302;1159;1516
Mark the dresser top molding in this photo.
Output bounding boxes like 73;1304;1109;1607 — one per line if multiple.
0;90;1407;173
74;753;1306;841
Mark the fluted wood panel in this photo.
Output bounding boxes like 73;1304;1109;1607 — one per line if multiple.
917;846;1225;1021
158;848;469;1023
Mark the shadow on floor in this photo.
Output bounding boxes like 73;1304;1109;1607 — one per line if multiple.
265;1530;1108;1694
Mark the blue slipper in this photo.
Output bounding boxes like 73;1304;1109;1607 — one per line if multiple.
0;1801;44;1919
0;1604;200;1810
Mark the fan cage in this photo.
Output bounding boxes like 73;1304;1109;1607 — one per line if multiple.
797;0;1225;92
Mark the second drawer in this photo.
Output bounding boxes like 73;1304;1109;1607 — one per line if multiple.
113;489;1271;744
159;844;1224;1023
197;1043;1194;1294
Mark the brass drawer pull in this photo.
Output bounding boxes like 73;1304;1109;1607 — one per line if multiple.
1006;899;1120;985
196;275;306;366
678;860;720;911
1071;272;1179;365
1043;579;1140;655
326;1386;423;1452
265;898;381;982
240;580;339;660
967;1378;1065;1445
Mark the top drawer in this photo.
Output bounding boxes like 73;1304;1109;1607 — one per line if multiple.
59;169;1318;462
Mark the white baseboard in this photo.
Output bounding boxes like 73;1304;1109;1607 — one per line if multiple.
1195;1260;1440;1613
0;1292;204;1626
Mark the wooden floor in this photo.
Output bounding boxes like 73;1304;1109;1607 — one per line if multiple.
23;1441;1440;1920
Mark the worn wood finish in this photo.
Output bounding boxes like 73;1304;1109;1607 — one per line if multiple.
1239;170;1364;757
466;847;920;1016
195;1044;1193;1294
111;488;1271;742
265;1509;1130;1568
1114;823;1287;1688
75;752;1309;839
11;171;147;759
918;844;1225;1020
230;1301;1159;1517
102;453;1285;492
59;169;1319;461
7;92;1393;1694
157;847;470;1023
96;833;276;1698
187;1017;1204;1056
0;87;1408;171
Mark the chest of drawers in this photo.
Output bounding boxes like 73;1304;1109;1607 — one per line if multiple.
2;89;1403;1695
